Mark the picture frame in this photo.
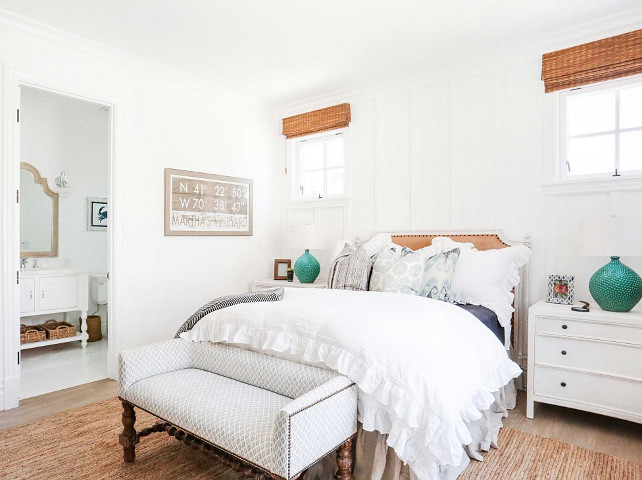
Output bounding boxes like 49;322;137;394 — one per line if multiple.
274;259;291;280
547;274;574;304
87;197;108;231
164;168;253;236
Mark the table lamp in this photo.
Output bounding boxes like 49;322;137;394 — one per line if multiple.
580;216;642;312
289;225;325;283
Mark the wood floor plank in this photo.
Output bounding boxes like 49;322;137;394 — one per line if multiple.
0;378;118;430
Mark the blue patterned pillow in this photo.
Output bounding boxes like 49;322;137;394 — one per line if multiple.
369;248;429;295
420;248;460;302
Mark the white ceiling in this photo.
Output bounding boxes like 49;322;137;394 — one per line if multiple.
1;0;641;107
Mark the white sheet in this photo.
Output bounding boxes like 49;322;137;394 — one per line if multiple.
180;288;521;480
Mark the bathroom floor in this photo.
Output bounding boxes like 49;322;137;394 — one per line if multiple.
20;339;108;399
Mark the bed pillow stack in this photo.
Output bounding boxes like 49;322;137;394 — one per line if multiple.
431;237;531;327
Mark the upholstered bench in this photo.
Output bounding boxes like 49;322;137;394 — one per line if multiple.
118;339;358;480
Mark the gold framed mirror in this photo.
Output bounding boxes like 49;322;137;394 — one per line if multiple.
20;162;59;257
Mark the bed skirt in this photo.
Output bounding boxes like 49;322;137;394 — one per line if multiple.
304;381;517;480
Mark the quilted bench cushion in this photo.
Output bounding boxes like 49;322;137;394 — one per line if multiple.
122;368;290;475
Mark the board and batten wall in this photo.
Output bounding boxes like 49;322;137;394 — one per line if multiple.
283;56;642;307
0;14;284;409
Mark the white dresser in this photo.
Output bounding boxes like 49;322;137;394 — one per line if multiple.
527;300;642;423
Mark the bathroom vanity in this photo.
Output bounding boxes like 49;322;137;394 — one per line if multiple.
20;269;89;349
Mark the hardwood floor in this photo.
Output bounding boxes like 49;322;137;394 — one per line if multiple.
0;378;118;430
1;383;641;465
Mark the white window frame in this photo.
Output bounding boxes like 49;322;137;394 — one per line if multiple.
288;128;348;203
558;75;642;181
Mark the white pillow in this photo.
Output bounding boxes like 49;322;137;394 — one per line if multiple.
432;236;475;253
362;233;393;257
450;245;531;327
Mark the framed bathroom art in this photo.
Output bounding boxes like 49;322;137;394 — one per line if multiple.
547;274;574;304
87;197;108;231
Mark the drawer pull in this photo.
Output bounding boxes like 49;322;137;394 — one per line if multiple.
562;324;568;329
561;350;567;355
561;382;567;387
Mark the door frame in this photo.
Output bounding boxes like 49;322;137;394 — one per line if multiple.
1;68;123;409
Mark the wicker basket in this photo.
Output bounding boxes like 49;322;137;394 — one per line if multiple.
20;324;46;344
40;319;77;340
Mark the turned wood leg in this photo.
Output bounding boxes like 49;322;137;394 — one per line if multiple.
119;400;139;462
335;438;354;480
80;310;88;348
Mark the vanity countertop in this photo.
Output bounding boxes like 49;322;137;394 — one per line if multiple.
20;268;88;276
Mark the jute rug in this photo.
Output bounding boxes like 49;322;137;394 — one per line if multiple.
0;397;640;479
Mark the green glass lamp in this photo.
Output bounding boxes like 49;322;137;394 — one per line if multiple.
581;217;642;312
290;225;325;283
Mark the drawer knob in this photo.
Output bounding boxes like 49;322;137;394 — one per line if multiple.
562;324;568;329
561;350;567;355
561;382;567;387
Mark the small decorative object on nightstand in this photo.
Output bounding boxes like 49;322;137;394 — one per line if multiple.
581;216;642;312
286;267;294;282
289;225;325;284
273;259;291;280
546;275;574;304
527;300;642;424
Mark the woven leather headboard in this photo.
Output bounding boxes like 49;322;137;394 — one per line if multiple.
391;233;510;251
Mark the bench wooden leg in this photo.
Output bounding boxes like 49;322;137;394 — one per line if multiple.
335;438;354;480
118;400;139;462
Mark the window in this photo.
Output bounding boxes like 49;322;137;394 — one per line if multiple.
292;131;346;200
560;77;642;179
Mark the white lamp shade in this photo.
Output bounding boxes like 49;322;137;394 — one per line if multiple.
580;216;642;257
288;224;325;250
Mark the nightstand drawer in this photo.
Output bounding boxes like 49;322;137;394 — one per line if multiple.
535;316;642;345
534;335;642;380
534;365;642;416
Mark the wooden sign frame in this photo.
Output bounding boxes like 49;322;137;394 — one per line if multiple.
164;168;253;236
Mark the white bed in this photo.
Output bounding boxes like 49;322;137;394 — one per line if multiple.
181;232;531;480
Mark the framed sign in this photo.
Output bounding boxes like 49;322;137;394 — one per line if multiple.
87;197;108;231
164;168;253;236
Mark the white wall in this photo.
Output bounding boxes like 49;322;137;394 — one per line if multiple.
0;15;284;408
282;55;642;310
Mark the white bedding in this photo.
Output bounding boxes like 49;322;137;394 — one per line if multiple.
180;287;521;480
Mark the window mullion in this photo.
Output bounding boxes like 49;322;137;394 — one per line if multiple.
323;142;328;197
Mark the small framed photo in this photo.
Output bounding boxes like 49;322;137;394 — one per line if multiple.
87;197;108;231
547;275;574;304
274;259;291;280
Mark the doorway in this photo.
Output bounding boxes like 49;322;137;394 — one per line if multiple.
16;85;113;400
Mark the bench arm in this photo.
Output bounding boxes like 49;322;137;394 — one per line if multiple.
273;376;358;479
119;339;194;395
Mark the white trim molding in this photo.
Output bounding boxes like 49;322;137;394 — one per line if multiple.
543;176;642;196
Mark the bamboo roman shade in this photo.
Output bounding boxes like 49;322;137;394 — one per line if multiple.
542;29;642;93
282;103;351;138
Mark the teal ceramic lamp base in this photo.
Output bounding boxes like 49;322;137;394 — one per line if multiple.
294;249;320;283
589;257;642;312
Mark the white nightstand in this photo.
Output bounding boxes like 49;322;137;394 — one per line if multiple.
251;278;327;292
527;300;642;424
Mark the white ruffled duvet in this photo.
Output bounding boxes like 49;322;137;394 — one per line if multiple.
180;288;521;480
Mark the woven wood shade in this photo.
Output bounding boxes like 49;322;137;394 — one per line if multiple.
282;103;351;138
542;29;642;93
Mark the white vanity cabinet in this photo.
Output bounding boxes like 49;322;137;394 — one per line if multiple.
20;270;89;349
20;278;36;313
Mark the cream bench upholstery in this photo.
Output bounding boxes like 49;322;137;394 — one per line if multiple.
118;339;358;480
